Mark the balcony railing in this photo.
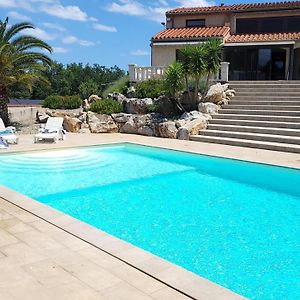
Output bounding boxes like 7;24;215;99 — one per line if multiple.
129;62;230;83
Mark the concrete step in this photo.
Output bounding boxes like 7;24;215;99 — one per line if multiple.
229;84;300;89
229;80;300;84
219;109;300;116
236;91;300;96
223;105;300;111
200;129;300;145
233;96;300;101
231;88;300;93
190;135;300;154
207;124;300;137
229;100;300;105
214;114;300;122
210;118;300;129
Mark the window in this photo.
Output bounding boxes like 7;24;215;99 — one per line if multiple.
236;16;300;34
186;19;205;28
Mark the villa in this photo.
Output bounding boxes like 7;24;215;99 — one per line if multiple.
151;1;300;81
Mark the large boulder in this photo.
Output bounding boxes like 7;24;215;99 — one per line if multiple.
111;113;132;125
180;110;205;122
198;102;219;115
177;118;207;140
205;83;229;104
63;116;82;133
123;98;153;114
158;121;177;139
179;91;201;111
87;112;118;133
138;125;155;136
36;111;49;123
120;116;138;134
46;108;83;118
88;95;101;103
153;96;180;117
108;92;127;103
126;86;136;98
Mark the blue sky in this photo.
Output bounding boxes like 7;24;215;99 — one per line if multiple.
0;0;269;70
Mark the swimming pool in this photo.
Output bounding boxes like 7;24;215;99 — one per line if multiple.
0;143;299;299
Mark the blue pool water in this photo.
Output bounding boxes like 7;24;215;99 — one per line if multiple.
0;143;299;299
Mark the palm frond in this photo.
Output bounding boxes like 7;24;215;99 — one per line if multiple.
4;21;34;41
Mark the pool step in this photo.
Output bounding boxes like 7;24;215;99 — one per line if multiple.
190;135;300;153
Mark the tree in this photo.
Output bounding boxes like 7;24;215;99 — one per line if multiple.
177;46;193;101
165;62;185;111
78;79;100;99
189;45;207;102
203;38;223;91
0;18;52;124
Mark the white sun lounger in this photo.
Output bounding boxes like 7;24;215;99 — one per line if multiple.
34;117;65;143
0;118;18;144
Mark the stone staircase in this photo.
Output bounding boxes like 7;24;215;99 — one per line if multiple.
191;81;300;153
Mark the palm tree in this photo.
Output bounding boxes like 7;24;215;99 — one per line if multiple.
177;46;193;100
0;18;52;125
203;38;223;91
189;45;207;102
165;62;185;111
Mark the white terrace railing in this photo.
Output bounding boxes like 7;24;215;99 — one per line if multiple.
128;62;230;83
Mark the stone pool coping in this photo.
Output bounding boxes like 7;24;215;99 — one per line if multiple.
1;132;299;299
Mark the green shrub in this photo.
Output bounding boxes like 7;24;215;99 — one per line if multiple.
135;79;166;99
43;95;82;109
90;99;123;115
146;103;159;113
78;79;100;99
102;76;129;98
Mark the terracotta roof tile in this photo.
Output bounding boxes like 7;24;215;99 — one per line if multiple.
152;26;230;41
227;32;300;43
167;1;300;15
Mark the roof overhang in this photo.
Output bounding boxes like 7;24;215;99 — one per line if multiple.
225;41;296;46
152;41;206;46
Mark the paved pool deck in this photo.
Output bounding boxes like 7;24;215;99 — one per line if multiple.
0;133;299;300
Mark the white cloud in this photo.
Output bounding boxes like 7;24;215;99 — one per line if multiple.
130;49;149;56
40;3;88;21
89;17;98;22
52;46;69;54
1;0;89;21
107;0;147;16
176;0;214;7
93;23;117;33
106;0;215;22
8;11;31;21
62;35;95;47
42;22;66;32
23;28;56;41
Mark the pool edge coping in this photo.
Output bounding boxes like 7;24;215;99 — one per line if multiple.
0;184;245;300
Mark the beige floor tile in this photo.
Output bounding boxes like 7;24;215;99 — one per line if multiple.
77;245;123;270
101;282;154;300
110;263;165;294
0;228;19;247
22;259;80;288
151;287;191;300
1;242;45;265
61;259;122;291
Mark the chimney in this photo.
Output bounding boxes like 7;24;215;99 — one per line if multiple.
220;2;224;6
